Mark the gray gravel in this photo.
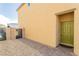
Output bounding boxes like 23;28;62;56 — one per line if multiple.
0;39;75;56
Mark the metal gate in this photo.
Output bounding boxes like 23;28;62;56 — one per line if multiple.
16;29;22;39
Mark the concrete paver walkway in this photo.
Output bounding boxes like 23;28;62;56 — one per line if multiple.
0;39;75;56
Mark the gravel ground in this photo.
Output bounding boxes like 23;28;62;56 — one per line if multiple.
0;39;75;56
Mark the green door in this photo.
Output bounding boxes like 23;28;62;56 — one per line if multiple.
61;21;74;47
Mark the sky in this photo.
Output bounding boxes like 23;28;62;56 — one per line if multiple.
0;3;21;26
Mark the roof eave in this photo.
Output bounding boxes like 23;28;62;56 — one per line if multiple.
16;3;26;11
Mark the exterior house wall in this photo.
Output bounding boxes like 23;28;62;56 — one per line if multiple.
6;28;16;40
17;3;79;55
74;8;79;55
6;28;11;40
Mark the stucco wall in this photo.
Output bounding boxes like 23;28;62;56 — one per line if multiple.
6;28;11;40
74;8;79;56
17;3;79;55
6;28;16;40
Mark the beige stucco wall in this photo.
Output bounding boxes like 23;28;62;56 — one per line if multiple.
17;3;79;55
6;28;11;40
74;8;79;56
6;28;16;40
10;28;16;40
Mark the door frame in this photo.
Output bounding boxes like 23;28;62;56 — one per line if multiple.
55;8;76;47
